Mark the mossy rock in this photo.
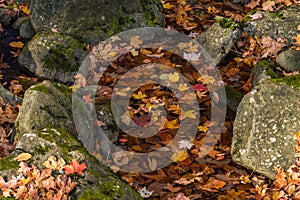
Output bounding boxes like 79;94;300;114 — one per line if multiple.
18;32;88;84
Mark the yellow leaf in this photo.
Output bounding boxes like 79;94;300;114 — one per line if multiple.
132;91;147;99
130;36;143;48
171;150;188;162
108;51;117;57
130;49;139;56
163;3;174;9
177;0;186;5
168;72;180;82
183;110;196;119
20;5;30;15
165;119;179;129
178;83;189;91
9;41;24;48
198;125;208;133
295;34;300;45
13;153;32;161
69;83;81;92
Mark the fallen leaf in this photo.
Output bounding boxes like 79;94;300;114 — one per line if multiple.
178;139;194;150
13;152;32;161
42;156;66;171
138;187;153;198
130;36;143;48
295;34;300;45
171;150;189;162
133;91;147;99
168;72;180;82
9;41;24;48
182;110;196;119
262;0;275;11
64;159;86;175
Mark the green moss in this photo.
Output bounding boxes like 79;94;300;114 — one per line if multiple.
38;126;81;162
34;144;50;155
215;16;240;30
30;85;51;94
259;60;278;78
269;11;284;19
107;18;121;36
0;155;19;171
0;197;14;200
271;74;300;88
52;82;72;96
78;180;125;200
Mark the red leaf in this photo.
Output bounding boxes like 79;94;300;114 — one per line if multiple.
64;159;86;175
192;84;207;92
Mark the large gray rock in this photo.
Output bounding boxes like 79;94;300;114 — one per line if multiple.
232;78;300;179
0;81;141;199
194;18;242;66
30;0;165;44
244;5;300;41
18;32;88;84
276;50;300;72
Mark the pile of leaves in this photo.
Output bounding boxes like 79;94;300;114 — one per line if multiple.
0;96;18;157
0;154;86;199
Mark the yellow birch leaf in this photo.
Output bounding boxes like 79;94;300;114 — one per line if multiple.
165;119;179;129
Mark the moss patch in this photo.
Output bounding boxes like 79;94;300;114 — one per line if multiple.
78;180;125;200
259;59;278;78
271;74;300;89
0;155;19;171
216;16;240;30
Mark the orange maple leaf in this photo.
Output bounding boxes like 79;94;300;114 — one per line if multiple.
64;159;86;175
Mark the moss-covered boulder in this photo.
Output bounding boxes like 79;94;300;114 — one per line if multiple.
194;17;242;66
251;60;279;87
0;81;141;199
244;5;300;41
232;77;300;179
18;32;88;84
30;0;165;44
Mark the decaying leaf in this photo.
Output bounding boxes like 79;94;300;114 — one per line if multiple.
13;152;32;161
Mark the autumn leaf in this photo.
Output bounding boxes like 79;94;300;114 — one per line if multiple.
43;156;66;171
83;94;93;103
133;91;147;99
260;36;285;58
204;177;226;189
168;72;180;82
246;0;260;9
192;83;207;92
262;0;275;11
178;139;194;149
171;150;189;162
182;110;196;119
130;36;143;48
178;83;189;91
13;152;32;161
198;125;208;133
165;119;179;129
9;41;24;48
20;5;30;15
295;34;300;45
64;159;86;175
162;2;174;9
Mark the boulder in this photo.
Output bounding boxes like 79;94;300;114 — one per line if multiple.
0;8;12;27
30;0;165;44
276;49;300;72
251;60;279;87
18;32;88;84
194;17;242;66
0;81;141;199
231;77;300;179
244;5;300;41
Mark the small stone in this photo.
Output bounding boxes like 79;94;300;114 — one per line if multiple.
19;18;36;39
12;17;27;30
0;8;12;27
276;50;300;72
